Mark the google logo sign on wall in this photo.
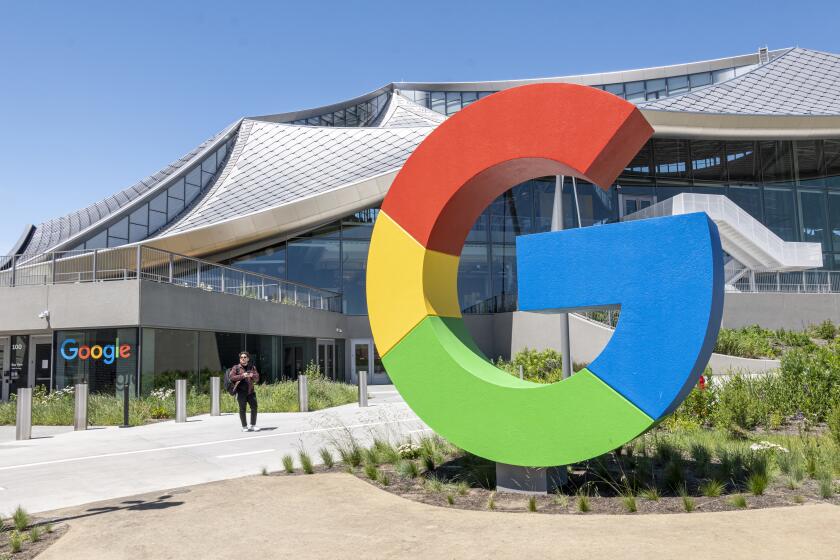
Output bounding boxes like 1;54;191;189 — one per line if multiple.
60;338;132;365
366;84;723;467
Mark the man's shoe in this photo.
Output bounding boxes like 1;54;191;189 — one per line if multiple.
241;427;250;432
250;425;260;432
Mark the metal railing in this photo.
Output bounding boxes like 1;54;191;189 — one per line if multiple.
0;246;342;312
729;269;840;294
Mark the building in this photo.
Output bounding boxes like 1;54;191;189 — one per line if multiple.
2;46;840;399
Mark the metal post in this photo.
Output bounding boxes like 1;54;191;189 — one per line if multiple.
220;268;224;292
518;365;524;380
552;175;573;380
51;252;57;284
10;255;16;287
210;376;221;416
298;374;309;412
168;253;174;283
358;371;368;407
175;379;187;423
122;374;130;428
92;249;98;281
196;261;201;288
15;387;32;440
135;245;142;280
74;383;88;431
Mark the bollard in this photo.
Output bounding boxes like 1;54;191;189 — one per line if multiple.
175;379;187;423
74;383;88;431
358;371;368;407
16;387;32;440
298;375;309;412
210;377;221;416
519;365;524;380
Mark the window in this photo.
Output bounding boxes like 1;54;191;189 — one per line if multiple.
654;139;689;178
727;186;762;221
763;187;797;241
446;92;461;115
759;141;794;184
689;72;712;88
725;141;757;182
604;83;624;97
795;140;823;184
712;68;735;83
799;191;829;250
624;81;645;102
829;192;840;252
645;79;666;100
625;141;652;175
691;140;725;182
431;92;446;114
666;76;689;95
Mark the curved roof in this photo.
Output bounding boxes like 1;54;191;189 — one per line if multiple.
640;48;840;116
12;46;840;258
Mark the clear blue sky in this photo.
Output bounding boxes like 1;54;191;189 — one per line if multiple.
1;0;839;253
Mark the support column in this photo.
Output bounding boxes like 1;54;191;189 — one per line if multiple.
495;463;568;494
552;175;573;379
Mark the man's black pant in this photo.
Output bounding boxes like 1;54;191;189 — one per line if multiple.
236;390;258;427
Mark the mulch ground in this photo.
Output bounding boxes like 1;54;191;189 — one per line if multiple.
0;521;68;559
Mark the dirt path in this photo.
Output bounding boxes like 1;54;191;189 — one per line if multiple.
41;473;840;559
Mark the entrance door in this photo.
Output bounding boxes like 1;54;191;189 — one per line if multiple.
0;337;8;402
619;194;656;218
350;339;390;385
34;343;52;392
317;339;335;379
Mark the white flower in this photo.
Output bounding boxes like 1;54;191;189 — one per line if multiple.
750;441;789;453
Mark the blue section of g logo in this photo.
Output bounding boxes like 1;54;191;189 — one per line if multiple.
516;212;724;420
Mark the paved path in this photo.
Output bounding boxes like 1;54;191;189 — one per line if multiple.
0;386;427;513
39;473;840;560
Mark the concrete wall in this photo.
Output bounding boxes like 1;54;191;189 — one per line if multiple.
0;281;140;333
138;281;344;338
722;292;840;330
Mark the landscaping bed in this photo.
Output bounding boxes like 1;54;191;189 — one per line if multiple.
0;507;67;559
0;377;358;426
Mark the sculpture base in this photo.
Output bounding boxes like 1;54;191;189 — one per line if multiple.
495;463;568;494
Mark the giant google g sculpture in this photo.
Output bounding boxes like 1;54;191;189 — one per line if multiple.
367;84;724;467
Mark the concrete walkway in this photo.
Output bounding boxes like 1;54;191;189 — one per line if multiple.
40;473;840;560
0;386;427;513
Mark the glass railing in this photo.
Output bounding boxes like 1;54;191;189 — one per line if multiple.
0;246;342;312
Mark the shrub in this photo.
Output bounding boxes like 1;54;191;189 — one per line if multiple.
818;474;834;499
809;319;838;340
487;493;496;510
827;404;840;447
396;460;420;479
527;496;537;512
29;525;42;542
621;494;637;513
319;447;334;469
446;494;455;505
9;531;23;553
640;487;660;501
363;463;378;480
576;493;590;513
376;471;391;486
699;479;725;497
299;451;314;474
13;506;30;531
746;473;769;496
729;494;748;509
282;454;295;473
679;488;696;513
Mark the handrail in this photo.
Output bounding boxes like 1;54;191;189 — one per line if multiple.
0;245;342;312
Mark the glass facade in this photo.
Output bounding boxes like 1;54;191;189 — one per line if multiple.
288;92;390;127
73;135;237;251
398;62;761;117
139;328;341;394
226;137;840;316
54;328;138;396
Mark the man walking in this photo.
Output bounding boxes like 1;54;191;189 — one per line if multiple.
229;351;260;432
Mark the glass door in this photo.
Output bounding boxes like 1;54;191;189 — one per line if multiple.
316;339;335;379
619;194;656;218
350;339;390;385
33;340;52;392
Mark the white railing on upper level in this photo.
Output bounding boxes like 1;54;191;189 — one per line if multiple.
0;246;342;312
623;193;823;271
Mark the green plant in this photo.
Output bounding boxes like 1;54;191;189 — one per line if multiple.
621;494;637;513
729;494;748;509
377;471;391;486
261;466;269;476
746;473;769;496
44;522;54;534
818;474;834;499
338;445;362;469
446;494;455;505
664;459;686;492
809;319;838;340
576;493;590;513
487;493;496;510
828;404;840;447
13;506;30;531
319;447;334;469
640;487;661;501
373;439;400;464
9;531;22;553
282;454;295;473
299;451;314;474
396;459;420;479
362;447;379;466
28;525;42;543
793;494;805;504
553;494;569;507
363;463;378;480
680;489;696;513
699;479;725;497
527;496;537;512
424;476;445;493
